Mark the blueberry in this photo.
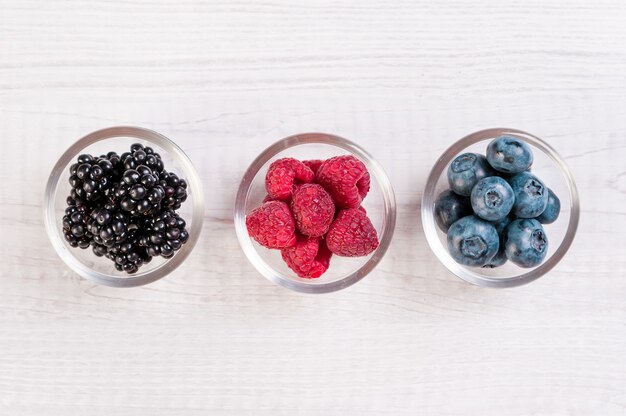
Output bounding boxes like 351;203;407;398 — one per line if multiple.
508;172;549;218
486;135;533;173
470;176;515;221
536;188;561;224
493;214;515;235
447;153;494;196
447;215;499;267
434;190;472;232
482;215;514;268
504;218;548;268
483;249;508;268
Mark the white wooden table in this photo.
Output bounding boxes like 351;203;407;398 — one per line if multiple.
2;1;626;414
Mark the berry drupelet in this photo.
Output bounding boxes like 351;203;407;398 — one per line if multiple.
62;143;190;274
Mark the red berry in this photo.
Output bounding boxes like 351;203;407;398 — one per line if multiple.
302;159;324;175
316;155;370;208
265;158;315;201
246;201;296;249
291;184;335;237
326;208;379;257
281;235;332;278
262;194;274;203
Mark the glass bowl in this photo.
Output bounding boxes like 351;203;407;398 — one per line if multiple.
234;133;396;294
422;128;579;288
44;126;204;288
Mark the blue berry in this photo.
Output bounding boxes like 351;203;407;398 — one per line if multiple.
482;215;513;268
434;190;472;232
504;218;548;268
536;188;561;224
508;172;549;218
486;135;533;174
470;176;515;221
483;249;508;268
447;153;494;196
447;215;499;267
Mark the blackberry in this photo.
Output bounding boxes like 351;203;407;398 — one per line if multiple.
63;143;190;275
115;164;165;217
158;171;188;210
122;144;165;173
101;227;152;274
62;203;92;249
68;152;123;205
86;206;129;247
141;210;189;259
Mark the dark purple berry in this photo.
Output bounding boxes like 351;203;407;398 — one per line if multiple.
123;169;140;185
130;184;146;200
120;197;137;212
76;164;91;179
77;154;93;164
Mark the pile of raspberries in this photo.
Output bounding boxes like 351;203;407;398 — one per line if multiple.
246;155;379;278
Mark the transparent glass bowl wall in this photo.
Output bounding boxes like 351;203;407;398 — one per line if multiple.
421;128;580;288
44;126;204;288
235;133;397;294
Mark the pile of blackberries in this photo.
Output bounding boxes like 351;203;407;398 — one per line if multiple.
62;143;190;274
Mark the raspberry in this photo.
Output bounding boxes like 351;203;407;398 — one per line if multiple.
326;208;379;257
316;155;370;208
302;159;324;175
281;235;332;278
290;184;335;237
246;200;296;249
265;158;315;201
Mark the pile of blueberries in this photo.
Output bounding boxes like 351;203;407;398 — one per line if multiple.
435;136;561;268
62;143;190;274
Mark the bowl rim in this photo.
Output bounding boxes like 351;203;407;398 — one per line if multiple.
43;125;204;288
234;132;397;294
421;127;580;288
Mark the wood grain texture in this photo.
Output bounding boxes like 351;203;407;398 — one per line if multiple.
1;0;625;414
